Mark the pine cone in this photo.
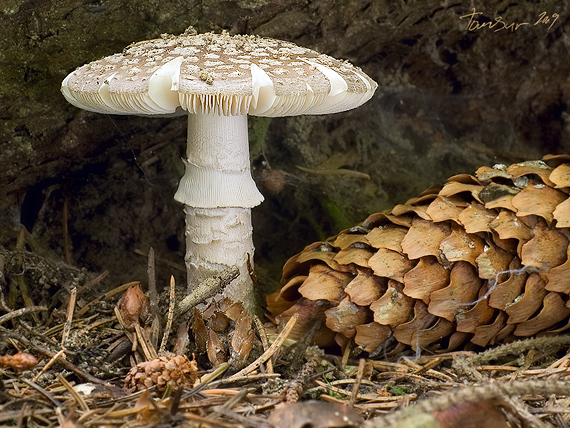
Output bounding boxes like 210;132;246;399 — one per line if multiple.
267;155;570;354
123;354;198;392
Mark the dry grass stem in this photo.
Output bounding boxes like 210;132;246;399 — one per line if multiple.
253;315;273;374
134;248;186;272
349;358;367;407
57;373;90;412
61;286;76;347
158;275;176;355
0;305;48;325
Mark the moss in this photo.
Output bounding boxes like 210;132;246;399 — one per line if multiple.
248;116;272;159
0;0;25;15
318;195;354;234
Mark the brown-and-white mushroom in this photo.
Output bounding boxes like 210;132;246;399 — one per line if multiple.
61;28;377;310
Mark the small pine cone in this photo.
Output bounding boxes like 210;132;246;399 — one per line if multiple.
189;298;256;368
267;155;570;354
124;354;198;393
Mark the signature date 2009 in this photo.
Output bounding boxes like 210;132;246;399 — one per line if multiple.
460;8;559;32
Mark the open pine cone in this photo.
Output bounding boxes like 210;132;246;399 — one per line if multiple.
124;354;198;392
267;155;570;354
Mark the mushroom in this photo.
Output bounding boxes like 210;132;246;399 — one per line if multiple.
61;28;377;311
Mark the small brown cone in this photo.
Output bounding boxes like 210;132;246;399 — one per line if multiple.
123;354;198;393
268;155;570;353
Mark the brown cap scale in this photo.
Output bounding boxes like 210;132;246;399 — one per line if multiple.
62;28;377;310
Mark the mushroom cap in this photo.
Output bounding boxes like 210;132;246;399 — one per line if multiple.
61;29;377;117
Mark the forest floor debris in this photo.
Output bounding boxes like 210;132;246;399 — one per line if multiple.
2;244;570;427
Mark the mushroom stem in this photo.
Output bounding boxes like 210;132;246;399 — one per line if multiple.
174;114;263;310
182;206;254;306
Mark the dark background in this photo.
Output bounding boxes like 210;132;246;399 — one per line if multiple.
1;0;568;296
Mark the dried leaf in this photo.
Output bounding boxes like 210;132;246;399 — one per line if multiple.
224;301;246;321
433;399;510;428
207;310;230;332
231;310;253;358
190;309;208;354
207;329;226;366
0;353;39;371
116;284;149;330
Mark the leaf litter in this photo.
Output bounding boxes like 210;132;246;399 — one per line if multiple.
3;234;570;427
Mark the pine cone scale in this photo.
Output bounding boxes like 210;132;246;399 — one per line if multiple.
402;256;449;303
427;261;481;322
401;218;450;260
368;249;415;282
